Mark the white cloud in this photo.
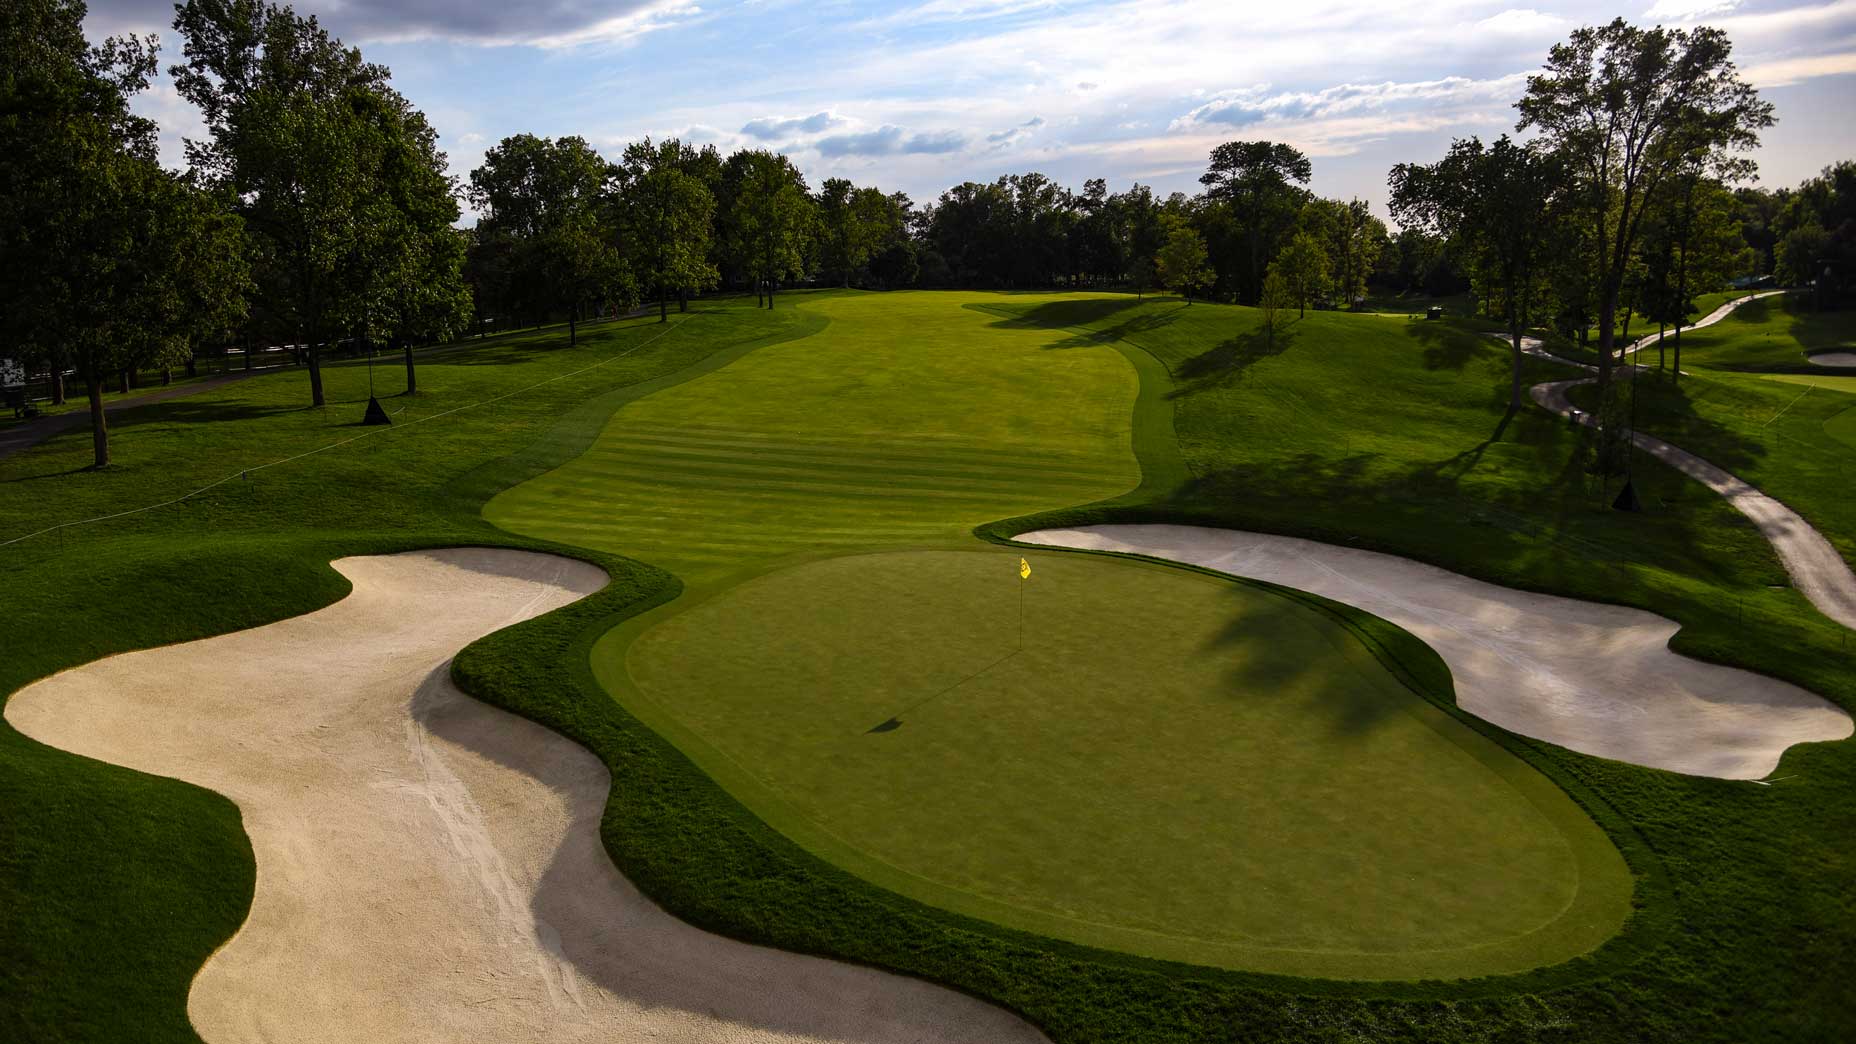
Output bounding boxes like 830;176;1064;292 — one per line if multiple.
1743;50;1856;84
1473;8;1568;34
1169;73;1532;131
740;111;846;140
1644;0;1743;20
814;125;968;156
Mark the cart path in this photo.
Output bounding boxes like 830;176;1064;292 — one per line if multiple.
0;369;264;461
1510;291;1856;630
5;549;1048;1044
1019;525;1851;779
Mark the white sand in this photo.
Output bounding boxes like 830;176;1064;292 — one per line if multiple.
5;548;1046;1044
1019;525;1851;779
1808;352;1856;369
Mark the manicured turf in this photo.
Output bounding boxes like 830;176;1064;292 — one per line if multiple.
622;548;1626;978
4;289;1853;1042
489;290;1628;979
487;292;1141;581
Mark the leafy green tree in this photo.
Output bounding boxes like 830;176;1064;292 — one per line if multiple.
1155;220;1211;304
1273;230;1330;317
616;137;719;320
468;133;622;343
1390;135;1563;412
725;150;814;307
172;0;397;407
1;0;251;466
1199;141;1313;303
1259;266;1291;346
1776;224;1830;289
1517;17;1773;392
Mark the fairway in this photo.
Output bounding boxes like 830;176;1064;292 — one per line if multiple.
487;291;1632;979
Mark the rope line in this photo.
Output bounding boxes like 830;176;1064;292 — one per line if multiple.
2;318;691;549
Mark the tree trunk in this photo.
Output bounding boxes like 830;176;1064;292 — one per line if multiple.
1509;328;1526;415
1673;322;1683;383
244;330;253;371
402;337;416;395
49;368;65;405
161;368;171;386
659;289;668;322
306;341;325;407
569;307;578;347
86;375;108;468
1595;297;1616;393
118;370;130;394
185;354;197;378
679;288;689;313
1658;322;1666;371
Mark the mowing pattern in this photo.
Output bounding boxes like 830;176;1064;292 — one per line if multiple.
488;292;1143;584
501;422;1129;580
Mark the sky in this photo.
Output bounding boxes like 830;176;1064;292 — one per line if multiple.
85;0;1856;225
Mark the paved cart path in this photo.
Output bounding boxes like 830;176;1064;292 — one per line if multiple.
1514;291;1856;630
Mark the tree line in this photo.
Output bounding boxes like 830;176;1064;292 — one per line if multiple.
5;3;1848;472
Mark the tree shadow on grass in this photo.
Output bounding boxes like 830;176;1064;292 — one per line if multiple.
973;298;1188;350
1166;326;1298;400
1402;318;1486;372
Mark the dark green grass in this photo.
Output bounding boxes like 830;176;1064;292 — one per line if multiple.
1654;293;1855;372
3;290;1853;1042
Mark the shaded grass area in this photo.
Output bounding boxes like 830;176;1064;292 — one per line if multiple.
3;290;1852;1043
1660;293;1856;372
1570;367;1856;571
975;293;1856;1042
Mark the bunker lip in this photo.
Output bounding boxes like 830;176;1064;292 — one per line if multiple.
1017;525;1852;780
4;548;1047;1044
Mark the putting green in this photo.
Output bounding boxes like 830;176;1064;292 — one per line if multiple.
486;291;1632;979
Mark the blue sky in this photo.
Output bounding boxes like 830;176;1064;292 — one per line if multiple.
89;0;1856;224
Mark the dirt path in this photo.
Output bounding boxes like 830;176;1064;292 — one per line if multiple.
1018;526;1851;779
1517;291;1856;630
5;549;1047;1044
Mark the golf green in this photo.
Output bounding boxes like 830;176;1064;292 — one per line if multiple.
486;291;1632;979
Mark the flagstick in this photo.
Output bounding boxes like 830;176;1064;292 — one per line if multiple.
1018;573;1024;651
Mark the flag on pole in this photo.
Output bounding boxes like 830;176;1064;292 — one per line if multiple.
1019;557;1031;580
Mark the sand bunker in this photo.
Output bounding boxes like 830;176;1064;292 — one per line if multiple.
1018;526;1851;779
1808;352;1856;369
5;548;1045;1044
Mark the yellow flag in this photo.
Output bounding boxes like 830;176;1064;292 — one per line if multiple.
1019;557;1032;580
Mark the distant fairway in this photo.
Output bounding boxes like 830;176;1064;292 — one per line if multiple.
486;291;1630;979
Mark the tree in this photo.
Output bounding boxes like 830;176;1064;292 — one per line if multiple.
1517;17;1773;393
173;0;397;407
1;0;251;467
468;134;621;343
1155;220;1212;304
615;137;719;321
1273;230;1330;317
725;150;814;307
1199;141;1313;303
1324;198;1385;310
1259;267;1290;347
1390;135;1563;413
